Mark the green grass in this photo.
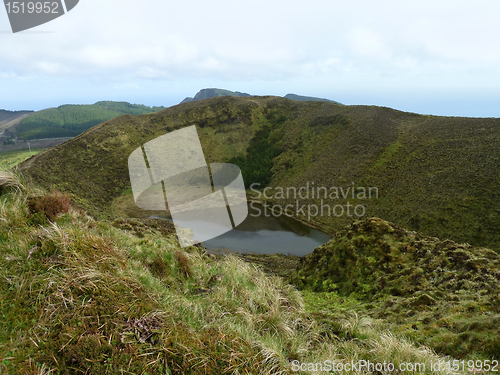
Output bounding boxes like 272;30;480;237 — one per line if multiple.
0;173;465;374
0;149;43;170
373;140;403;167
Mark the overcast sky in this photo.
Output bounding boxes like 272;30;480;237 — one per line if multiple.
1;0;499;117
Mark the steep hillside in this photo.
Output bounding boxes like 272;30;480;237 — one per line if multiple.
19;96;500;252
17;101;165;140
291;217;500;358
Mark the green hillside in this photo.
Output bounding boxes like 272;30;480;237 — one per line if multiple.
17;101;165;140
19;96;500;253
8;95;500;370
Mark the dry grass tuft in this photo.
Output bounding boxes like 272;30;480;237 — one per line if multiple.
0;170;25;194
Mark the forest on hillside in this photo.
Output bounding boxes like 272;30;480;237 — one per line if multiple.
17;101;165;140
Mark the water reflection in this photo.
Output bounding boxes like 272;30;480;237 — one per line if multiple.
151;203;331;256
200;202;331;256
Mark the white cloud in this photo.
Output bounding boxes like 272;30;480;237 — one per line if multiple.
0;0;500;115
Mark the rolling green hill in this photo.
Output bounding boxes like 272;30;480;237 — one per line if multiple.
19;96;500;253
17;101;165;140
10;96;500;368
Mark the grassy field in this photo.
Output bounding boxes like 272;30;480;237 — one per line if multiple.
0;173;464;374
0;149;43;170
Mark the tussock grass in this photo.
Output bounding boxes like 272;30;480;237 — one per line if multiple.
0;181;465;374
294;217;500;360
0;170;25;194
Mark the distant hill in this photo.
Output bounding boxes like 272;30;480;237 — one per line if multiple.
284;93;341;104
180;88;252;104
180;88;341;104
0;109;34;135
17;101;165;140
20;96;500;254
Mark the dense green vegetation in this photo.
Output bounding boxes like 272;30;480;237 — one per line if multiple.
291;217;500;360
17;101;165;140
229;114;284;188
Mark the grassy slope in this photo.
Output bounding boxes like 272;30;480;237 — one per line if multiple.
0;178;460;374
19;97;263;217
17;102;165;140
19;96;500;253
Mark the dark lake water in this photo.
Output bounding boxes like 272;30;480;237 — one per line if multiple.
154;202;331;256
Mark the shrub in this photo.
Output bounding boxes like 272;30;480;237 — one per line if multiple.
27;190;71;222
